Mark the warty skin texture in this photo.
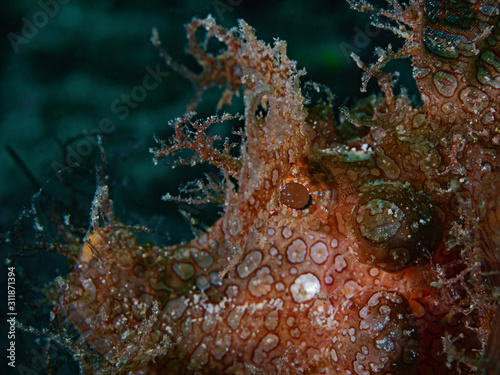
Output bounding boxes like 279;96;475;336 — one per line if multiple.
31;0;500;374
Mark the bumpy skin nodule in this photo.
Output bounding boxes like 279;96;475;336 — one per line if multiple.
332;289;420;375
43;1;499;374
349;182;443;272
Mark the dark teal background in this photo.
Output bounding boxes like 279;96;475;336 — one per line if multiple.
0;1;416;373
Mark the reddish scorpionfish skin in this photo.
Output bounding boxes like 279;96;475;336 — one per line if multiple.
45;1;499;374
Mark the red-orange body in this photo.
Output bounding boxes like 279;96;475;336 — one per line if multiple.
45;1;499;374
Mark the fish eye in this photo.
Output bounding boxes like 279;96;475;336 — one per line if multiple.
349;182;443;272
280;181;310;210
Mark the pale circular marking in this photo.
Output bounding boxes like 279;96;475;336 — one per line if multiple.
253;333;280;365
197;233;207;245
173;262;194;281
195;275;210;291
344;280;362;299
369;268;380;277
325;275;334;285
289;267;298;275
202;310;217;334
237;250;263;278
181;317;193;336
310;241;329;264
267;228;276;236
164;297;188;320
290;273;320;303
226;285;238;298
282;226;293;239
478;52;500;88
412;113;426;128
441;101;453;113
290;327;301;338
433;71;458;97
275;282;286;292
264;310;279;331
188;337;211;370
269;247;278;257
330;238;339;248
331;348;338;363
81;278;96;302
357;199;403;243
459;86;489;113
334;254;347;272
376;149;401;179
307;347;321;360
173;247;191;261
239;327;251;340
248;267;274;298
210;272;222;286
210;333;231;361
227;305;246;330
192;250;213;269
286;239;307;264
482;111;495;125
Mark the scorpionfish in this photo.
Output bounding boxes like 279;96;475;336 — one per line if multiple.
37;0;500;374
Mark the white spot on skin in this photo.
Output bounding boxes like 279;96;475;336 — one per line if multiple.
227;305;246;330
173;262;194;280
209;239;217;249
188;336;212;370
237;251;263;278
286;239;307;263
210;272;222;286
264;310;279;331
173;247;191;261
239;327;251;340
253;333;280;365
282;226;293;239
210;332;231;360
331;348;338;362
310;241;329;264
290;273;321;303
195;275;210;291
202;309;217;334
344;280;362;299
334;255;347;272
369;268;379;277
192;250;213;269
164;297;188;321
226;285;238;298
248;267;274;297
376;337;395;352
